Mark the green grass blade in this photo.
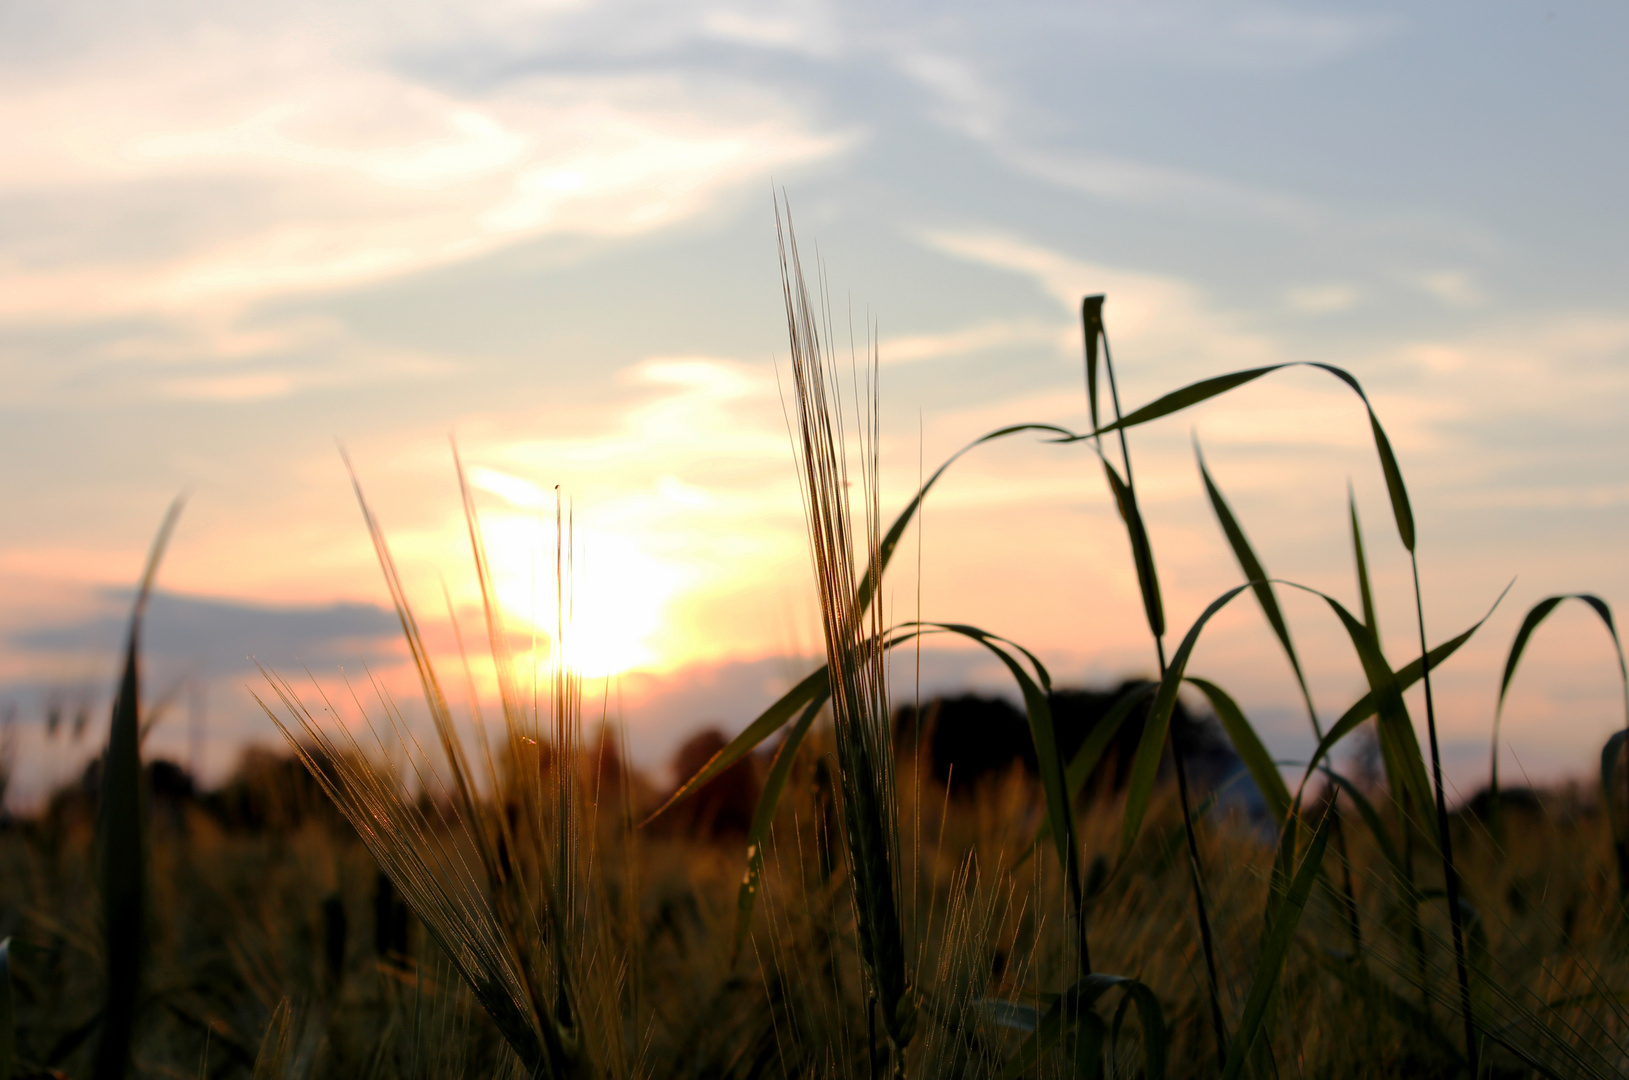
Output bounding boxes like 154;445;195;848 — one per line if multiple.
1119;584;1253;860
1108;982;1168;1080
1492;594;1629;893
1349;486;1379;639
1081;366;1282;436
1020;682;1155;867
1220;809;1334;1080
1196;442;1318;735
1493;597;1628;834
1082;295;1105;433
854;422;1075;621
1313;606;1495;773
1102;458;1165;640
1066;682;1156;795
732;690;828;962
644;666;828;824
0;937;13;1080
654;420;1075;825
1183;677;1291;825
95;497;183;1080
1293;582;1508;808
1311;592;1434;820
889;622;1091;962
1317;767;1406;879
1071;361;1417;551
1303;364;1415;551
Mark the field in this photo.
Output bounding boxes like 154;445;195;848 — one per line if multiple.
0;213;1626;1079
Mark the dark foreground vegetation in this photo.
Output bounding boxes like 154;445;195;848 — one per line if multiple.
0;208;1626;1078
0;725;1625;1080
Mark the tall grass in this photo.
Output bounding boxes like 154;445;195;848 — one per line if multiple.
7;208;1629;1078
257;453;634;1079
776;203;915;1073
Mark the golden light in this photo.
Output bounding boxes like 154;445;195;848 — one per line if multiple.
467;469;691;679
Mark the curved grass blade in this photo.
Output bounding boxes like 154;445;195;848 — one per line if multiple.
1017;682;1155;869
1066;361;1416;551
1102;458;1164;640
1309;601;1499;778
998;974;1166;1080
644;666;828;825
1491;596;1628;877
1122;579;1503;857
649;421;1075;826
1119;584;1253;860
732;689;828;961
1066;682;1156;795
1196;441;1319;736
725;620;1077;969
853;421;1073;620
95;496;183;1080
1184;677;1291;826
1313;589;1434;821
1317;767;1406;879
1220;808;1334;1080
888;621;1097;966
1349;485;1379;639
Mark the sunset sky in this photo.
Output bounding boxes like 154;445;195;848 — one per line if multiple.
2;0;1626;807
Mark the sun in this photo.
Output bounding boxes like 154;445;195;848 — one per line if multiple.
473;509;686;680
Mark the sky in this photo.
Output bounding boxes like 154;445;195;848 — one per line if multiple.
1;0;1626;808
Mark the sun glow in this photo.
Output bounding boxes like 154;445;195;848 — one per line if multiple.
468;478;689;680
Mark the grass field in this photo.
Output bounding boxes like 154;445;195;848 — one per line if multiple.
0;209;1626;1078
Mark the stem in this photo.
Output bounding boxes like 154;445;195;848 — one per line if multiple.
1089;309;1227;1063
1410;552;1480;1074
1161;639;1230;1065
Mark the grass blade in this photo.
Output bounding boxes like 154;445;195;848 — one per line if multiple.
1317;767;1407;879
1082;294;1105;433
1065;682;1156;796
1196;441;1319;736
1220;810;1334;1080
1183;677;1292;826
1349;485;1379;639
1102;458;1164;640
733;690;828;961
1310;603;1498;774
652;422;1074;826
1492;595;1629;888
95;496;183;1080
1119;584;1253;860
1072;361;1416;550
644;667;828;824
778;200;915;1060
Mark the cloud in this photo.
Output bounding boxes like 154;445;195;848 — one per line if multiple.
0;0;849;332
12;588;399;675
918;228;1279;381
879;319;1068;365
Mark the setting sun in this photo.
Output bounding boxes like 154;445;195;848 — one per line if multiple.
469;469;691;678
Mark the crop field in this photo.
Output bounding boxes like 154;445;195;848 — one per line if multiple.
0;211;1625;1079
